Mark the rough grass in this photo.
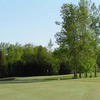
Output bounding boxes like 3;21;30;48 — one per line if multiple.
0;74;100;100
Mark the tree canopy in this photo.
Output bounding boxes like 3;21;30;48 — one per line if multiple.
55;0;100;78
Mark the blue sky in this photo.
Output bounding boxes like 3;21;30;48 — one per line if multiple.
0;0;99;48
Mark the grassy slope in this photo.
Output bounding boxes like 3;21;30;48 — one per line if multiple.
0;75;100;100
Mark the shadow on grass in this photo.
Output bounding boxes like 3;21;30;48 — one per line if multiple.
0;77;72;84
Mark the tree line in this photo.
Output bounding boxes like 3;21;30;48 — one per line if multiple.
0;41;100;78
0;42;72;78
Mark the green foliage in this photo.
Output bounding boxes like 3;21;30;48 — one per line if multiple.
0;43;61;77
47;38;53;52
97;47;100;67
55;0;100;78
53;45;71;74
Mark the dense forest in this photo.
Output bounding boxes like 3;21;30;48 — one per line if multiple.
0;42;71;78
0;41;100;78
0;0;100;78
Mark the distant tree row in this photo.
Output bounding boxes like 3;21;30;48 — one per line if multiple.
0;42;72;78
0;41;100;78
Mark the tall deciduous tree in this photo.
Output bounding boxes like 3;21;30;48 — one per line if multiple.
89;2;100;77
47;38;53;52
55;0;99;78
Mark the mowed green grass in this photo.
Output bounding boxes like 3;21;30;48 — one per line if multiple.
0;75;100;100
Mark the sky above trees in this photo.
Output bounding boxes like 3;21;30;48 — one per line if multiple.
0;0;99;48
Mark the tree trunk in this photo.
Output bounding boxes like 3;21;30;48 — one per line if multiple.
85;71;88;78
94;65;97;77
89;71;92;78
89;74;92;78
74;69;77;79
79;72;81;78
